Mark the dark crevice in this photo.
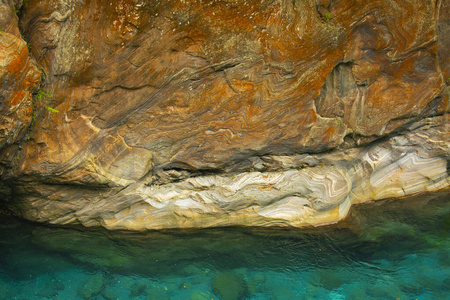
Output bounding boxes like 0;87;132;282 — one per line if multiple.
153;165;223;185
340;133;378;149
16;0;27;19
446;159;450;176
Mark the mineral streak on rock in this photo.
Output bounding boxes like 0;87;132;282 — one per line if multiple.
0;0;448;230
0;32;40;154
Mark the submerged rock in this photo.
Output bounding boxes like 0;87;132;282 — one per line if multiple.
37;278;64;299
212;272;249;300
248;272;266;294
190;290;216;300
312;270;347;290
0;279;16;300
78;272;105;299
101;286;119;300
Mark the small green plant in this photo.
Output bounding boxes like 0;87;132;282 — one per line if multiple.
322;12;332;24
31;110;36;123
35;90;59;113
21;35;31;51
0;29;4;33
46;106;60;113
35;90;51;101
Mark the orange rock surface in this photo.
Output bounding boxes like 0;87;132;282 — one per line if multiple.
0;0;448;229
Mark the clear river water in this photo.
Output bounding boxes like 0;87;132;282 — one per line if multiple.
0;192;449;300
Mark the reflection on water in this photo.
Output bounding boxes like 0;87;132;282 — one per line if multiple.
0;191;449;299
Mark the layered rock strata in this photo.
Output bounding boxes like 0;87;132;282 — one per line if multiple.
5;117;448;230
0;0;448;230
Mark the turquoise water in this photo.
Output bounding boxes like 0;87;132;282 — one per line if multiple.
0;193;449;300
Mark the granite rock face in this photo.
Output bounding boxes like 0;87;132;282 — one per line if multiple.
0;0;448;230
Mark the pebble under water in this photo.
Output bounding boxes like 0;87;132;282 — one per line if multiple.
0;192;449;300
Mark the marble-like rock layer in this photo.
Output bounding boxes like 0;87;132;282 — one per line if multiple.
5;117;448;230
0;0;448;230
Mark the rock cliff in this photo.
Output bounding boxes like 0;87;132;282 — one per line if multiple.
0;0;448;230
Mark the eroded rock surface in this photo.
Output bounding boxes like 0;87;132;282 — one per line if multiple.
0;33;37;146
0;0;448;230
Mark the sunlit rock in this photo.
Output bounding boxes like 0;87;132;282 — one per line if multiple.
0;32;40;151
0;0;448;230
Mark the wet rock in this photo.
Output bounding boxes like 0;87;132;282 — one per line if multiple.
37;278;64;299
78;272;105;299
442;278;450;290
190;290;216;300
129;281;149;298
267;284;299;300
248;272;266;294
365;282;407;299
0;279;16;300
143;284;171;300
345;285;375;300
312;270;347;290
212;272;248;300
102;286;119;300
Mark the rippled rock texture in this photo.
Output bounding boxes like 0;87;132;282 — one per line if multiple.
0;0;449;230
